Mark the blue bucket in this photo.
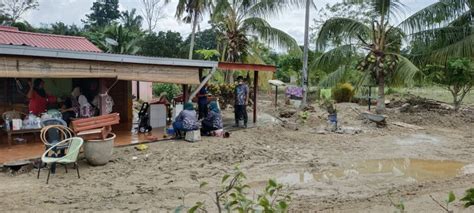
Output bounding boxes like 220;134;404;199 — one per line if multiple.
166;128;175;135
328;113;337;123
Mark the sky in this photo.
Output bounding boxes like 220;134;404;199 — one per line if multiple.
23;0;437;45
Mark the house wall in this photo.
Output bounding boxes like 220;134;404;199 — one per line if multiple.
131;81;153;101
108;80;133;129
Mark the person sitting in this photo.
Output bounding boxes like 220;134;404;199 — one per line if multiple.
70;87;94;118
201;101;223;136
61;88;81;125
27;79;56;116
172;102;199;138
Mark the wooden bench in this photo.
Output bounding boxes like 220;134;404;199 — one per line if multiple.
71;113;120;140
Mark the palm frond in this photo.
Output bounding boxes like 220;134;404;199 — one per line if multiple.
449;9;473;26
387;54;419;87
243;17;301;54
311;44;361;73
399;0;471;33
316;18;370;51
343;0;406;19
246;0;305;18
431;33;474;62
318;66;351;88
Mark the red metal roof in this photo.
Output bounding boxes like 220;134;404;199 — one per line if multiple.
0;26;102;53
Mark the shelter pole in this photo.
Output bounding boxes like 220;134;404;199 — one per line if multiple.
182;85;188;103
188;67;217;102
253;71;258;123
136;81;140;100
99;79;107;115
275;85;278;108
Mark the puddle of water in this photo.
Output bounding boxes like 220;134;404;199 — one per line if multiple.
277;158;467;185
394;134;440;145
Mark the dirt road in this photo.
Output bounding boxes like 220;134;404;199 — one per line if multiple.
0;102;473;212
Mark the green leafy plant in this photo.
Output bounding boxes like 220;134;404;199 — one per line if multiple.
207;83;236;110
152;83;181;101
332;83;354;103
460;188;474;208
388;193;405;213
182;167;292;213
298;111;310;124
429;191;456;213
424;58;474;111
320;96;336;114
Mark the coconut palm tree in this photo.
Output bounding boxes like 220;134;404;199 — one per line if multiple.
212;0;301;63
315;0;425;114
121;8;144;32
174;0;213;59
87;23;143;54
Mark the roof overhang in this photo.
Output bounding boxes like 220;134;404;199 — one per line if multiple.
218;62;276;72
0;45;218;84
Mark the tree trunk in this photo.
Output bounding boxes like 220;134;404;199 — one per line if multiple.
376;72;385;114
188;12;198;60
301;0;311;108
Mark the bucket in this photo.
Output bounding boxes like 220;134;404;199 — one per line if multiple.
84;133;116;166
166;127;175;135
328;113;337;123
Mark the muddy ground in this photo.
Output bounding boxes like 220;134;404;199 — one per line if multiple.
0;98;473;212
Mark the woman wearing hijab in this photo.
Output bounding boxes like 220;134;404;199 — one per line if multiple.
27;79;55;115
201;101;223;136
173;102;199;138
61;87;82;124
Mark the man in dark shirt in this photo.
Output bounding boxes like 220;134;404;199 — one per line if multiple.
234;76;249;128
197;77;209;119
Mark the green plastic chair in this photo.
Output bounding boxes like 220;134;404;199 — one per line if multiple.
39;137;84;184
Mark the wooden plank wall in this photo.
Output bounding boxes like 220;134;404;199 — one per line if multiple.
108;80;132;128
0;56;201;84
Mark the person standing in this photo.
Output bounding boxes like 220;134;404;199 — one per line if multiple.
197;77;209;119
234;76;249;128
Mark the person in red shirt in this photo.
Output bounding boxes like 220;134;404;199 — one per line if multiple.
27;79;55;115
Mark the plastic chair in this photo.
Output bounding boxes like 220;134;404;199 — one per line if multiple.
38;137;84;184
40;119;72;148
2;110;25;121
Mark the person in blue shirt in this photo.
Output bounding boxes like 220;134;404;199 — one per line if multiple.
234;76;249;128
201;101;223;136
197;77;209;119
173;102;199;138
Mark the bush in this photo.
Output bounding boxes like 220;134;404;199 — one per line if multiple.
208;83;236;109
332;83;354;103
152;83;181;101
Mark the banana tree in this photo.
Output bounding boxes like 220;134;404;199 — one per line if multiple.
316;0;422;114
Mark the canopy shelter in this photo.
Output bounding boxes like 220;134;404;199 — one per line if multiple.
189;62;277;124
0;44;217;84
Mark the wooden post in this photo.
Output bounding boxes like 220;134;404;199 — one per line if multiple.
99;79;107;115
253;71;258;123
198;68;203;80
136;81;140;100
182;84;189;103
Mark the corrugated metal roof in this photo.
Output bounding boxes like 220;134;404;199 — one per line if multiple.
0;26;103;53
0;44;218;68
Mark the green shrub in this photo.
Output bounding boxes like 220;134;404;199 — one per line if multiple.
332;83;354;103
152;83;181;101
386;87;400;95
